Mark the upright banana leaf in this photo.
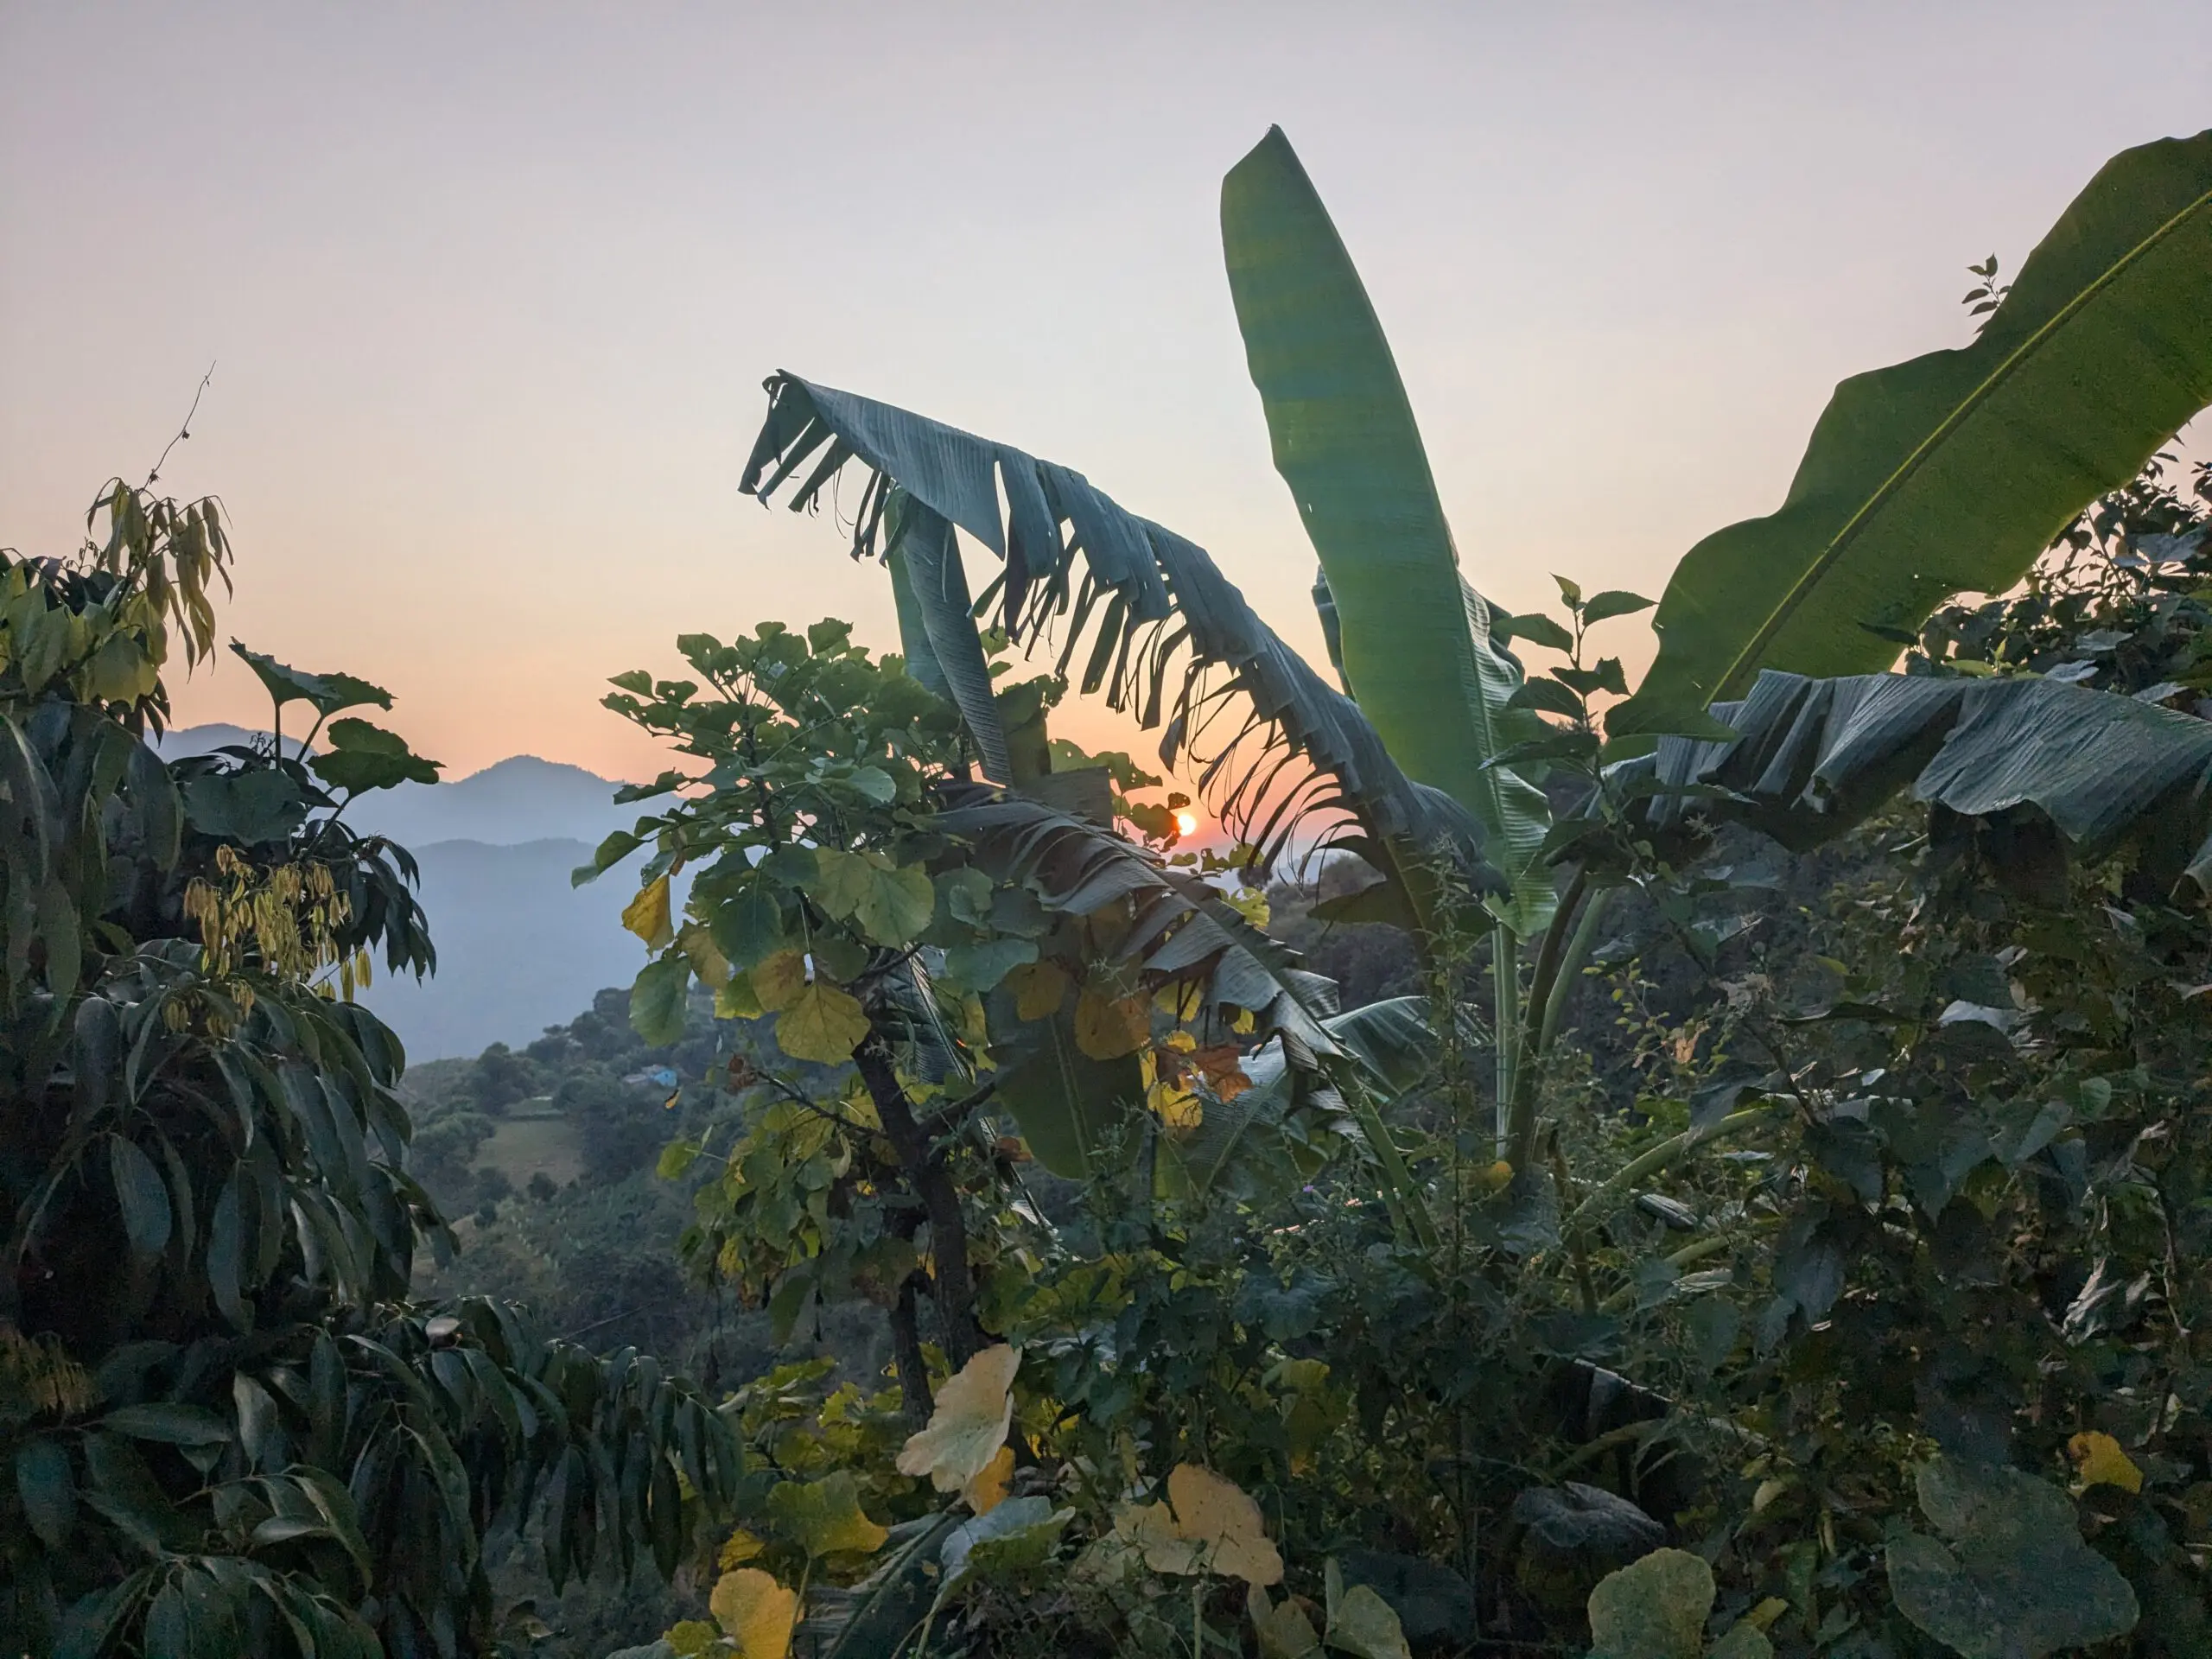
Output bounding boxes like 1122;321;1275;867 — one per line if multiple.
1220;126;1557;936
741;375;1494;905
1612;128;2212;736
1620;669;2212;887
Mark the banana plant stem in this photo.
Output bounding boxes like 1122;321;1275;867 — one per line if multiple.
1491;926;1521;1156
1561;1108;1775;1241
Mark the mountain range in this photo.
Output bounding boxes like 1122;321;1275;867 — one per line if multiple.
159;725;655;1061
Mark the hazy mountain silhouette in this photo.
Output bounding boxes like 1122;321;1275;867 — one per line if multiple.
159;727;654;1059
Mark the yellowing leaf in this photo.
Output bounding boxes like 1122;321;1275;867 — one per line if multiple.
709;1567;797;1659
775;981;871;1064
766;1471;889;1560
896;1344;1020;1491
623;874;674;950
1007;959;1070;1020
751;949;809;1012
716;975;764;1020
1148;1079;1204;1133
1250;1586;1323;1659
2069;1430;2143;1494
1114;1464;1283;1588
1075;988;1151;1059
679;921;732;988
963;1444;1014;1515
717;1527;766;1568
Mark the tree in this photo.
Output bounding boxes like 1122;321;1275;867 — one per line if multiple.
0;480;738;1657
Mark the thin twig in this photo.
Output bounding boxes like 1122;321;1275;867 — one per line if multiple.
146;364;216;487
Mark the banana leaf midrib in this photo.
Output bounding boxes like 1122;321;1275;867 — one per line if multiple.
1712;180;2212;704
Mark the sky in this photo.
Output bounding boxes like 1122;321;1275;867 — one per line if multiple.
3;3;2208;785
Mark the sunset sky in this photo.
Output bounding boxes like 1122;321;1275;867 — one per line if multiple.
4;3;2207;786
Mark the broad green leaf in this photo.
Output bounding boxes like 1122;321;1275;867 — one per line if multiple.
774;980;870;1063
179;768;308;844
1615;129;2212;734
766;1471;889;1559
811;849;935;947
988;1002;1144;1179
229;643;392;718
630;956;690;1046
938;937;1037;995
1323;1558;1411;1659
1885;1455;2138;1659
896;1344;1019;1491
308;718;440;793
1586;1547;1713;1659
1221;126;1555;933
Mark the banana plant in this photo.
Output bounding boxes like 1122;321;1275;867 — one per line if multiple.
741;122;2212;1179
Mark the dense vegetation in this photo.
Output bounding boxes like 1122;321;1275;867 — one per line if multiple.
7;120;2211;1659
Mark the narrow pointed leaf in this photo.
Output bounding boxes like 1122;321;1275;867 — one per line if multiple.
1221;125;1555;932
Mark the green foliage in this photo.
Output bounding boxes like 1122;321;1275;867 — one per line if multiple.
0;482;736;1658
1613;128;2212;734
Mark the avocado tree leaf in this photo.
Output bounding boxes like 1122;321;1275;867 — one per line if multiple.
1614;129;2212;735
108;1136;172;1258
1219;124;1556;934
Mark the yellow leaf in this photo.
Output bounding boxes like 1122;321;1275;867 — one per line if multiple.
2069;1430;2143;1493
1007;959;1070;1020
679;921;732;988
623;875;674;951
709;1567;797;1659
1250;1586;1323;1659
1074;988;1151;1059
717;1527;765;1568
766;1471;889;1559
776;981;871;1064
750;949;808;1013
962;1444;1014;1514
896;1344;1020;1491
1231;1007;1256;1035
1114;1464;1283;1588
716;975;764;1020
1148;1079;1204;1133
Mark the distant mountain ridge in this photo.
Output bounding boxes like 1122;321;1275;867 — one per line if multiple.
159;725;639;849
159;725;652;1059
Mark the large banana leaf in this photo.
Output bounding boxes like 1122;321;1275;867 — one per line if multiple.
740;374;1492;899
1220;126;1557;935
1621;669;2212;885
1613;129;2212;736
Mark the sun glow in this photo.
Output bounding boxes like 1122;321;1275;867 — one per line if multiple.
1174;810;1200;836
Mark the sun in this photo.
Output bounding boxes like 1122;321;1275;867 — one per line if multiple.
1173;810;1200;836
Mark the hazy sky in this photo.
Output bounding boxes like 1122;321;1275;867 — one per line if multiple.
4;3;2207;783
